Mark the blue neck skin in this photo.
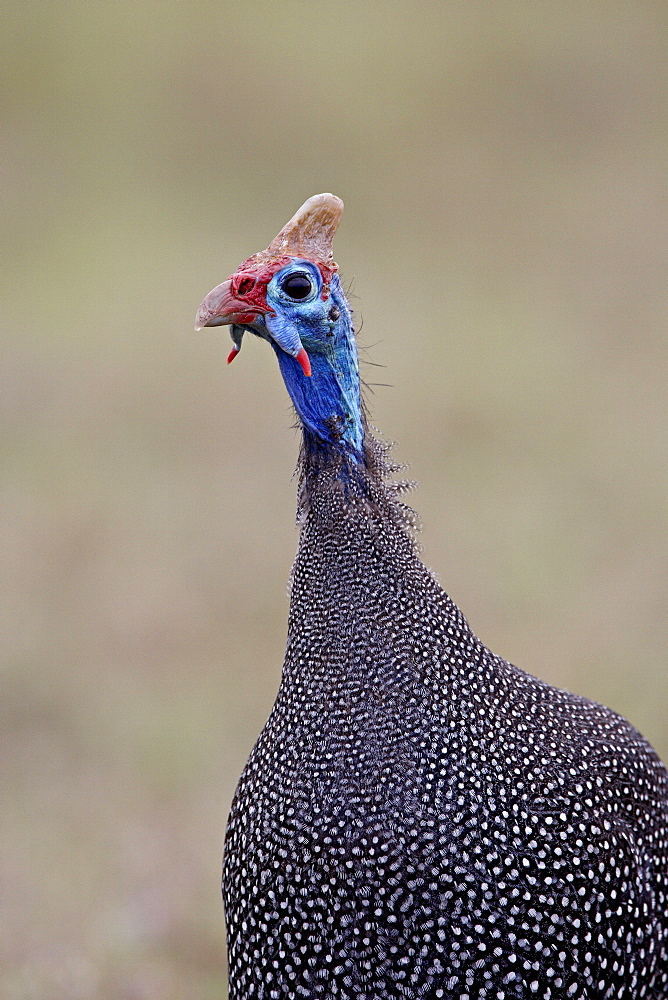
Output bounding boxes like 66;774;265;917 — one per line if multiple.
270;273;365;466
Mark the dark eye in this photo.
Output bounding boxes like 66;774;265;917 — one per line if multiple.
281;272;313;300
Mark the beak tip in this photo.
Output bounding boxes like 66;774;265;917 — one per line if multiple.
194;306;210;329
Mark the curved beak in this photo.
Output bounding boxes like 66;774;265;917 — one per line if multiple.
194;279;266;330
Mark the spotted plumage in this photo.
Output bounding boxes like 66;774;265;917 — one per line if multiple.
196;195;668;998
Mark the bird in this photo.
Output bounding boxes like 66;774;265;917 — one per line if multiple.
195;194;668;999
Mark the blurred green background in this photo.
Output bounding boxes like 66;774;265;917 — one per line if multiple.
2;3;667;997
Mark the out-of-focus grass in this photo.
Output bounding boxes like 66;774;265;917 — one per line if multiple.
2;3;667;997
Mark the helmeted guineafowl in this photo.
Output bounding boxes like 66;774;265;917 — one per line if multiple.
196;194;668;999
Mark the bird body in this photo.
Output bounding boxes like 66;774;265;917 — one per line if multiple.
196;195;668;998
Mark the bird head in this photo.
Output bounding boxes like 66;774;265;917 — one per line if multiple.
196;194;364;458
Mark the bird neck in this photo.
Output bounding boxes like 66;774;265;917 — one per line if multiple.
273;276;365;473
284;470;468;693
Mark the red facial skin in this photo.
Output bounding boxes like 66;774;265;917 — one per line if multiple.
229;256;336;315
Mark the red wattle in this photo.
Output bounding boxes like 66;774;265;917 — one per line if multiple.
227;347;240;364
296;348;312;377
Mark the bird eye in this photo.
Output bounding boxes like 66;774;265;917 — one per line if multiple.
281;273;313;300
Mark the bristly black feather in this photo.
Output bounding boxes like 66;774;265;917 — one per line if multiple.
294;364;421;542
